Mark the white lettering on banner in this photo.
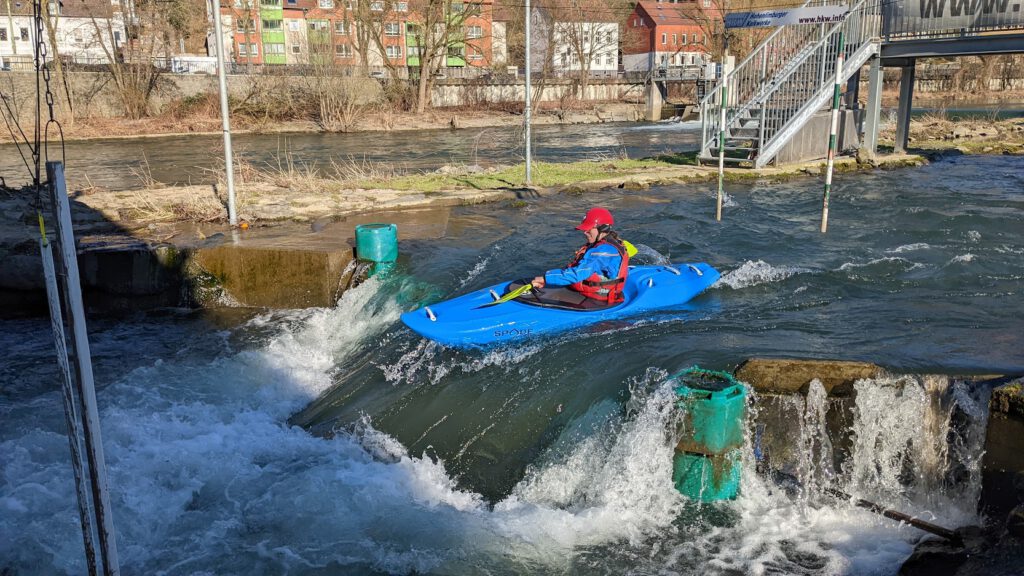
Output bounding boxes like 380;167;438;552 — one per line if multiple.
725;5;849;28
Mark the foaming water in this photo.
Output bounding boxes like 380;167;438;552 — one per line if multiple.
717;260;812;289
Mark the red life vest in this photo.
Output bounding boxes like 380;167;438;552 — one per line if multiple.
566;236;629;304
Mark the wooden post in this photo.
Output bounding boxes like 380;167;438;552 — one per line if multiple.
47;162;120;576
821;33;845;234
39;219;100;576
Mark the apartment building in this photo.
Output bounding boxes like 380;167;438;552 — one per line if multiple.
623;0;716;72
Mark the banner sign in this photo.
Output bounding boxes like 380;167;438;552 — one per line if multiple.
883;0;1024;36
725;6;849;28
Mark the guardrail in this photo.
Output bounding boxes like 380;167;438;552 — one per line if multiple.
881;0;1024;40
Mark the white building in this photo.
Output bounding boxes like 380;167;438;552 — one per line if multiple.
1;1;125;70
551;20;617;74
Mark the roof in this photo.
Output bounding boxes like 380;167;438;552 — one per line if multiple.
636;0;703;27
61;0;117;18
492;0;516;22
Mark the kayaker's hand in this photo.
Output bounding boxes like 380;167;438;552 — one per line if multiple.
531;276;545;289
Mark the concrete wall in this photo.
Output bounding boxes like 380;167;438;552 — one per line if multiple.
773;109;862;166
1;70;647;121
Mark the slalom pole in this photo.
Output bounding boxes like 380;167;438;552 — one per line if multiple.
716;74;728;222
821;33;845;234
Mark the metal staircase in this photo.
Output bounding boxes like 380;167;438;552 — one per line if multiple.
699;0;882;168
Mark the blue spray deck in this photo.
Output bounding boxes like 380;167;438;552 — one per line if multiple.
401;263;721;347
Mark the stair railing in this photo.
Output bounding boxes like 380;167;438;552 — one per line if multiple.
755;0;882;166
699;0;863;159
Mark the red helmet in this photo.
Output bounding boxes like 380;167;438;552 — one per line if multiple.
575;207;614;231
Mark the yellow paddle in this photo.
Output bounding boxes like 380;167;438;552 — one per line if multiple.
476;282;533;309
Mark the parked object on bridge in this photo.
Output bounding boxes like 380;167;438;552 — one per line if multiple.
671;366;747;501
401;262;720;347
355;223;399;277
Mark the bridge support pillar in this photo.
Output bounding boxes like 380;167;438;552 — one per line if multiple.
645;81;664;121
894;59;916;154
862;56;883;157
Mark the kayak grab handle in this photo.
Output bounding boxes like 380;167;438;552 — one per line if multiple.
687;264;703;276
425;307;437;321
647;278;654;288
489;289;500;301
665;266;681;275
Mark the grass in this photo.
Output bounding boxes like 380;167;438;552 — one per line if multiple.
352;154;698;192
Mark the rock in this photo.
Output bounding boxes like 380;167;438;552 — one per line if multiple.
733;358;883;396
898;538;968;576
1007;505;1024;539
560;185;587;196
449;116;460;129
619;181;649;191
856;146;878;167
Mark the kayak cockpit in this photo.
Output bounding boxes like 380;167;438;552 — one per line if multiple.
505;281;624;312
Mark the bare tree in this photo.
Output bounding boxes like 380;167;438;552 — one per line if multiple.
299;27;381;131
405;0;484;114
543;0;625;98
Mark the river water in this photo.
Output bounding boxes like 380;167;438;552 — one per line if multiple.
1;154;1022;575
0;121;701;191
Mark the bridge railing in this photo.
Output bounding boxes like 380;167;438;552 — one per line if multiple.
881;0;1024;40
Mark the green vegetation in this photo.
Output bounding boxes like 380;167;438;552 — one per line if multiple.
354;155;697;192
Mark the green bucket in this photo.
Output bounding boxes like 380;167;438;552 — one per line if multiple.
672;450;742;501
672;366;747;455
355;223;398;276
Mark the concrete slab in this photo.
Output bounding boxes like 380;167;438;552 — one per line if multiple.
734;357;883;396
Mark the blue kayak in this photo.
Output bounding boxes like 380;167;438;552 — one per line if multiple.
401;262;720;348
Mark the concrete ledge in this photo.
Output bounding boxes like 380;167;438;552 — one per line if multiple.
734;357;883;396
981;378;1024;522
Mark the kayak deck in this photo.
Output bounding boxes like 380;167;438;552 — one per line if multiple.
401;263;721;348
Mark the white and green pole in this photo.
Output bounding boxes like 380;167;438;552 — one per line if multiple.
821;33;845;234
716;76;728;222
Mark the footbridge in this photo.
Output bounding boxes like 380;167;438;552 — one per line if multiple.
699;0;1024;167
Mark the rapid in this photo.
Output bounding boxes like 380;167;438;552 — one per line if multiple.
1;153;1022;575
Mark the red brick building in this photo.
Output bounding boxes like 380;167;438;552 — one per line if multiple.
623;0;718;72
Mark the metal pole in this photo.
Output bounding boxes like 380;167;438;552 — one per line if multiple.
524;0;532;185
821;33;845;234
716;74;727;222
47;162;120;576
211;0;238;226
39;220;100;576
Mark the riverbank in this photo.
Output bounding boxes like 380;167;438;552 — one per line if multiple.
0;100;645;144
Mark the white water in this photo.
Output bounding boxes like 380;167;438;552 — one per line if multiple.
0;279;990;575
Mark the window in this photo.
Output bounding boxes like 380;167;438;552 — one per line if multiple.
287;0;296;4
703;0;711;6
369;1;383;10
113;30;121;43
671;33;676;45
237;19;256;32
466;25;482;39
468;47;482;60
396;1;408;10
336;44;352;56
20;27;30;41
319;0;334;7
660;32;666;45
260;0;280;6
288;20;300;31
384;22;400;36
0;29;7;42
250;43;259;55
308;20;328;31
605;53;612;65
681;33;687;44
238;42;248;55
291;44;301;53
633;18;639;27
265;43;284;54
451;2;464;12
335;21;349;34
386;45;402;58
262;19;281;29
406;23;416;33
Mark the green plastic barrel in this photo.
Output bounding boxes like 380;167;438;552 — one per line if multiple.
670;366;747;501
355;223;398;276
673;367;747;455
672;450;742;501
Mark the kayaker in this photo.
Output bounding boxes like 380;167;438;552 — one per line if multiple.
531;207;631;304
